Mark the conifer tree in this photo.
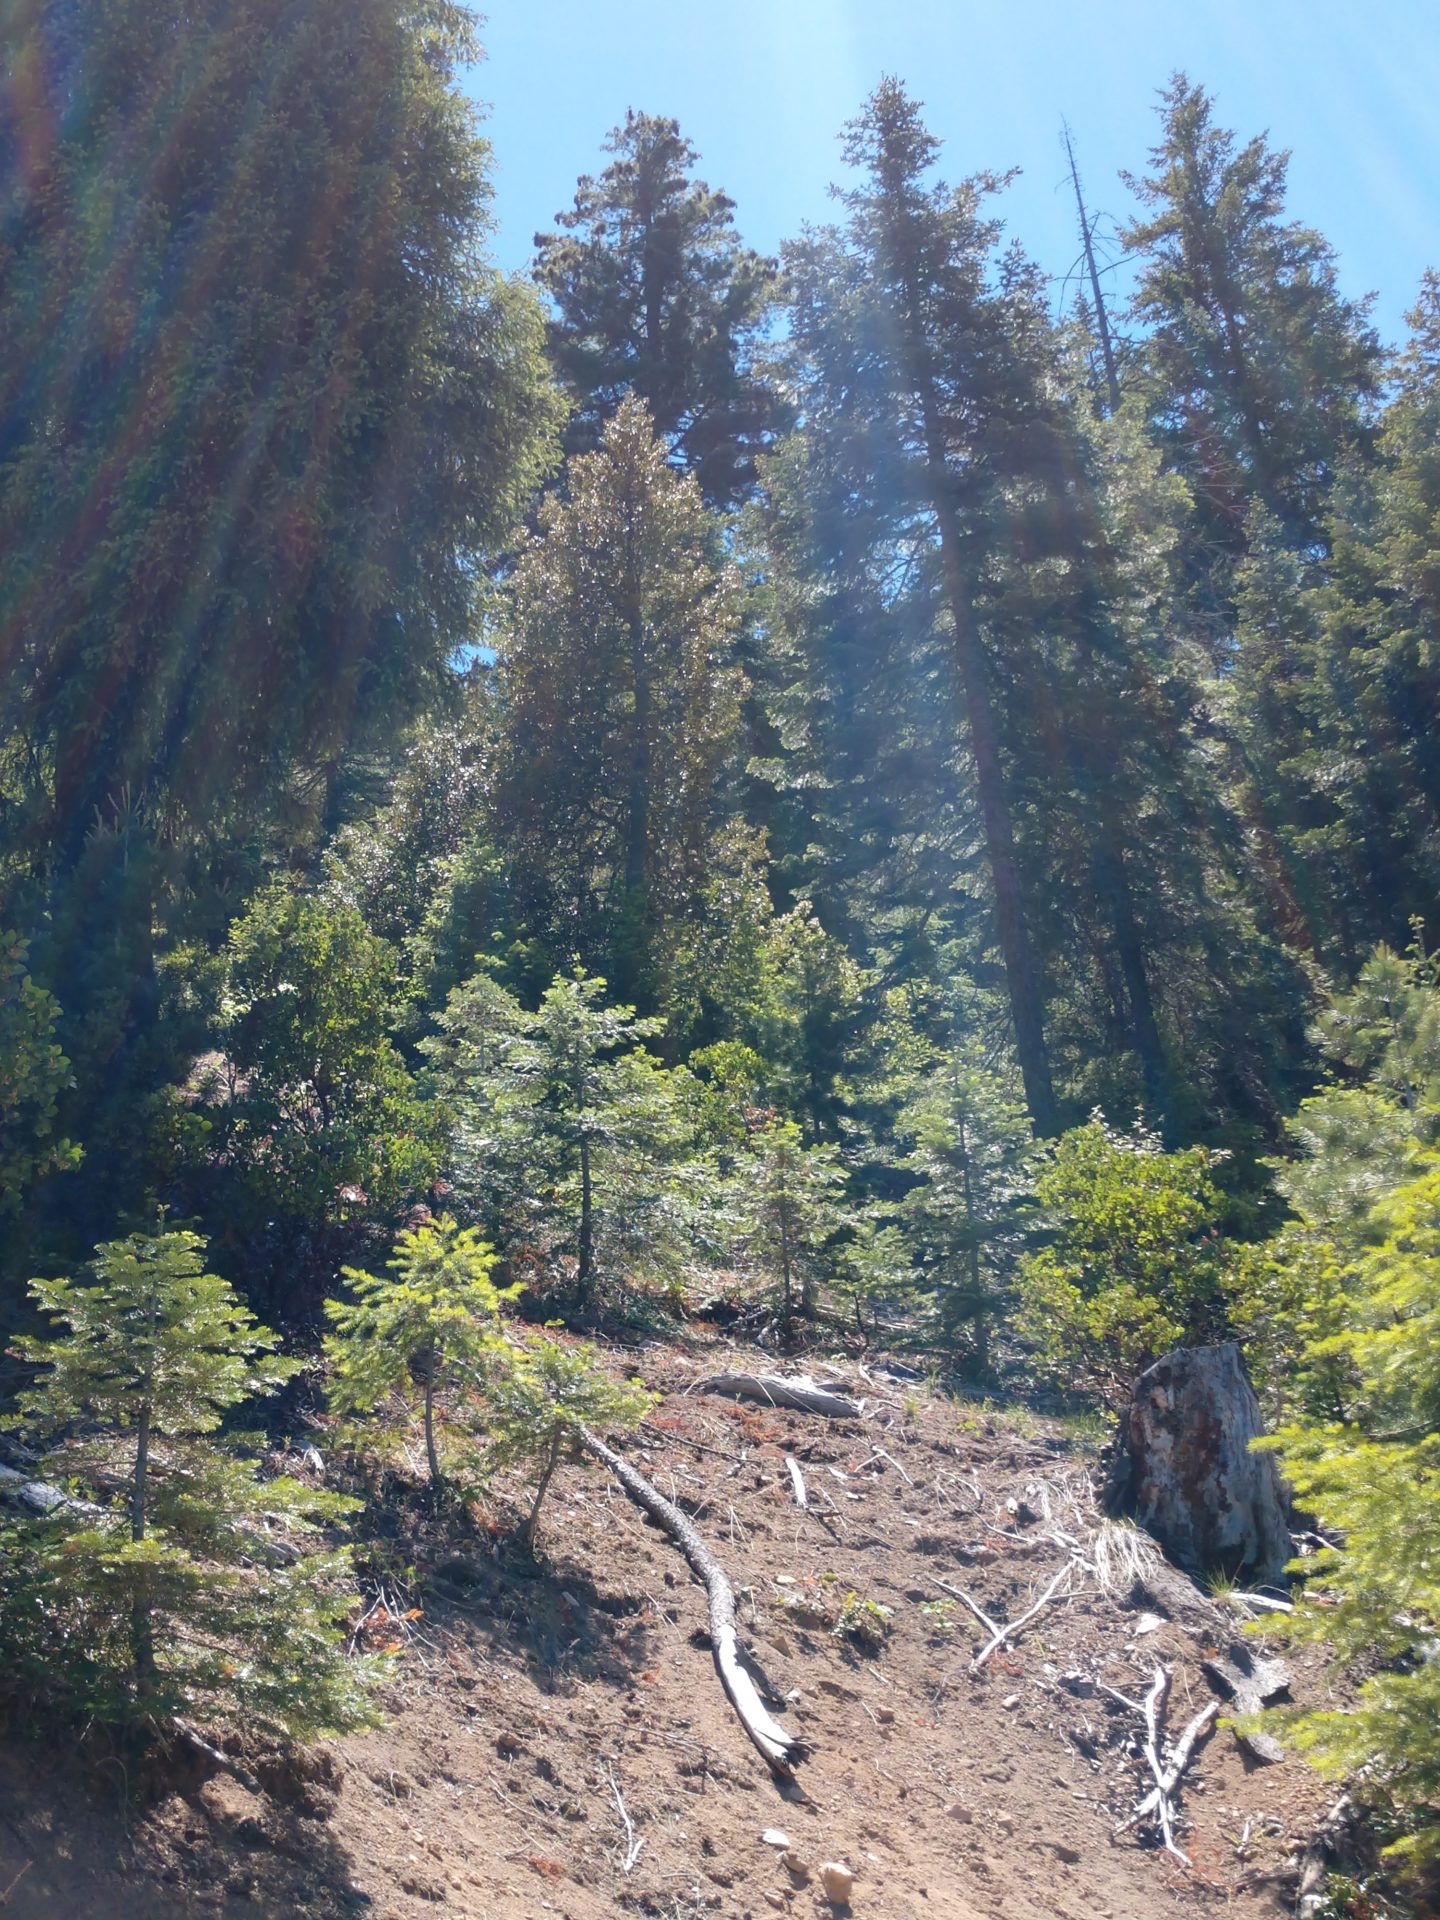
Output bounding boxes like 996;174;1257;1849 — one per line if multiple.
326;1216;514;1495
739;1115;849;1331
0;0;559;1210
888;1019;1037;1370
779;80;1058;1132
2;1229;372;1739
433;970;696;1311
1123;74;1381;566
483;1337;652;1550
534;111;785;506
494;398;744;1004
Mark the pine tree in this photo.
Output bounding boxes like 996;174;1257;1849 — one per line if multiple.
887;1013;1037;1371
534;111;786;506
494;397;745;1004
1123;74;1381;568
738;1115;849;1331
433;970;696;1312
778;81;1058;1132
0;0;559;1215
326;1216;514;1495
483;1337;652;1550
2;1228;373;1740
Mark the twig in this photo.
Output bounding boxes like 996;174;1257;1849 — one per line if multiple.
784;1454;809;1510
873;1446;914;1486
0;1863;32;1908
936;1557;1079;1670
605;1763;644;1873
930;1576;1002;1641
1112;1663;1219;1863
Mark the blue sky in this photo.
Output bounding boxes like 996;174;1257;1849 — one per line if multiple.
467;0;1437;346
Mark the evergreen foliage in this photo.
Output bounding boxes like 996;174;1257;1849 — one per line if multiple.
1;1229;373;1738
534;111;785;505
483;1336;652;1549
326;1216;514;1494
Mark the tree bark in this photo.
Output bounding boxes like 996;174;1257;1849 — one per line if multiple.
423;1341;442;1492
576;1129;595;1306
1105;1343;1292;1587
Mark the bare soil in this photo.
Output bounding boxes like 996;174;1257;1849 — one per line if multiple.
0;1346;1340;1920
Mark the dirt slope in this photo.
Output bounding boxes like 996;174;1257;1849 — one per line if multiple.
0;1350;1336;1920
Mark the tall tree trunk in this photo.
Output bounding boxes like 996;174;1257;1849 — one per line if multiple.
1064;123;1122;415
1086;786;1173;1129
625;603;651;901
888;227;1058;1134
928;492;1058;1134
577;1129;595;1307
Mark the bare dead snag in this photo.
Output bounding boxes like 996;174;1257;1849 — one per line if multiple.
578;1425;805;1777
689;1372;862;1419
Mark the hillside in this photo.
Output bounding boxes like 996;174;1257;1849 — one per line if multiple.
0;1352;1341;1920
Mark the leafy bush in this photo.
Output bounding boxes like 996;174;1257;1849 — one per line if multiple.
1016;1115;1228;1406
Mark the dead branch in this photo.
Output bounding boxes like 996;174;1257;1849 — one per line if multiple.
784;1455;808;1510
604;1763;644;1873
689;1373;863;1419
578;1426;805;1778
1112;1663;1219;1863
170;1722;263;1795
934;1557;1079;1670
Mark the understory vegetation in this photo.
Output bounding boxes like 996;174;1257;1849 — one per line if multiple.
0;3;1437;1900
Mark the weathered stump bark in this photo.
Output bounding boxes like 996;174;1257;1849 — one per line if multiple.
1105;1343;1292;1588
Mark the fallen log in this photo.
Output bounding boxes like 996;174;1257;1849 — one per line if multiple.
578;1425;805;1777
689;1372;862;1419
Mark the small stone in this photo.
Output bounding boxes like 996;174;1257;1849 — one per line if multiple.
762;1829;792;1848
763;1895;786;1912
995;1811;1015;1831
781;1850;811;1884
875;1705;894;1724
1001;1693;1021;1709
820;1861;855;1903
944;1802;972;1823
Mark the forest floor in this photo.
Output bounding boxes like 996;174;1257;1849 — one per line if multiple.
0;1340;1346;1920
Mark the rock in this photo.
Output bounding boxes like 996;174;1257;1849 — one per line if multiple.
820;1861;855;1903
762;1829;792;1848
1105;1343;1292;1586
781;1850;811;1884
944;1803;972;1823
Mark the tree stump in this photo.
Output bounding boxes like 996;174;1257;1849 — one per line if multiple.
1104;1343;1292;1587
